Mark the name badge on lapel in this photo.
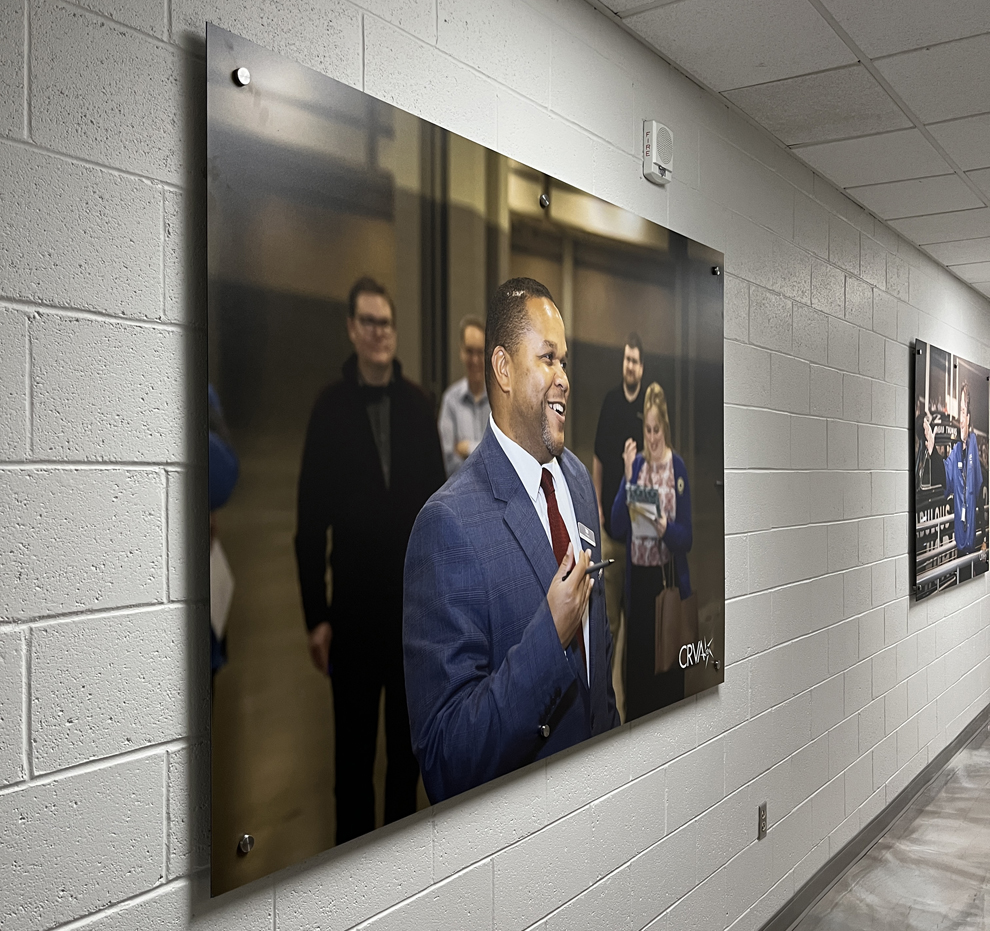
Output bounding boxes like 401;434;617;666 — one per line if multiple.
578;522;596;547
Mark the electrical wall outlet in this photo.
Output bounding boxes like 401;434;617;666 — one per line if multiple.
758;802;768;840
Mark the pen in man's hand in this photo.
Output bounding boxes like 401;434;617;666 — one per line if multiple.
562;558;614;582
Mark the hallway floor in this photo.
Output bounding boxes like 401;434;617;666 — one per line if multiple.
795;726;990;931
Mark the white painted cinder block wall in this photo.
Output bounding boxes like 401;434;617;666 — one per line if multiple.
1;0;989;929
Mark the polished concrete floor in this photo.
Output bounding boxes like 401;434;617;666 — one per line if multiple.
796;726;990;931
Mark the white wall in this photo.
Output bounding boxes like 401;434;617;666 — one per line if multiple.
2;1;989;929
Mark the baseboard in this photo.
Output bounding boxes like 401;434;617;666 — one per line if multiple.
760;702;990;931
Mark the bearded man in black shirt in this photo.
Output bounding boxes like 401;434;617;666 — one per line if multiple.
295;277;445;844
592;333;644;721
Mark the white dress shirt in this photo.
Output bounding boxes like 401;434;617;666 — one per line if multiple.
489;414;590;680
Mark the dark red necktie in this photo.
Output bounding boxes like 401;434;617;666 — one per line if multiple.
541;468;587;677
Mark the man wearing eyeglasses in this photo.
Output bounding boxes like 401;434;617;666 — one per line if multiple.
438;315;490;477
294;276;445;844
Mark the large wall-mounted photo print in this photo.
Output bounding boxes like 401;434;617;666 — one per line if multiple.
913;341;989;600
206;25;725;892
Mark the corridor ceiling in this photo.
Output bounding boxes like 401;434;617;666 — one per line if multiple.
592;0;990;299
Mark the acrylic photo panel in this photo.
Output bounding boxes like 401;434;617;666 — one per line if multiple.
912;341;990;601
207;24;724;892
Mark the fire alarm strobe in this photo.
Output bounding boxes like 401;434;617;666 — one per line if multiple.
643;120;673;185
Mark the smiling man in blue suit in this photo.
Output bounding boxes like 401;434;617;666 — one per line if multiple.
403;277;620;804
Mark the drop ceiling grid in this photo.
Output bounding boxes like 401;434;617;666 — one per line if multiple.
600;0;990;286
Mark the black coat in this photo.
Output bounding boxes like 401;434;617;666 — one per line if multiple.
294;355;445;651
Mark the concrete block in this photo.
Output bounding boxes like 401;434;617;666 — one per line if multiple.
873;645;898;697
827;715;858;779
0;307;27;459
811;675;844;739
828;520;859;573
359;0;438;42
31;606;197;773
769;237;812;305
885;338;910;387
629;697;697;778
0;628;25;787
828;618;859;675
843;471;872;520
749;287;791;353
724;275;749;343
493;808;590;931
725;592;772;663
501;94;596;196
72;0;166;36
725;534;749;599
544;864;632;931
872;290;897;339
0;0;23;138
790;415;826;469
883;515;908;559
843;566;872;619
361;862;493;931
771;798;814;881
172;0;361;88
590;768;665;878
859;329;885;379
276;813;433;931
0;469;163;621
811;259;844;317
769;353;809;414
886;683;908;737
167;742;209;879
858;517;883;565
859;607;884;658
827;317;859;373
725;407;790;469
827;419;857;470
697;663;750;742
792;303;828;364
844;660;872;716
791;733;829;802
627;825;698;928
439;0;549;102
725;212;774;289
872;559;896;607
550;27;635;155
694;787;757;883
810;365;842;417
32;3;184;182
809;470;844;523
885;598;909;645
725;342;771;407
860;237;886;290
0;143;161;319
750;632;828;716
871;471;896;516
858;424;885;471
844;276;872;328
794;193;828;259
31;314;189;463
896;634;919;681
0;756;164;931
748;525;827;591
844;753;872;815
858;697;885;755
883;426;906;471
546;728;629;821
167;468;209;603
366;17;497;150
771;573;842;643
163;188;205;327
872;380;896;427
896;301;918;344
842;373;872;423
887;254;910;301
433;763;547;878
829;217;860;276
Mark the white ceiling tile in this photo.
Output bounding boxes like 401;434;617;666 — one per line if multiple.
848;174;982;219
625;0;856;91
605;0;675;13
925;238;990;266
928;115;990;171
968;168;990;200
890;208;990;244
875;35;990;124
794;129;950;189
949;261;990;283
724;66;911;146
819;0;990;58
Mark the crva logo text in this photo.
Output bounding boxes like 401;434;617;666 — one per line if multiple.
679;636;714;669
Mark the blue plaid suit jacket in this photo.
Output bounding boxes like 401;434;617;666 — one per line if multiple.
403;427;620;803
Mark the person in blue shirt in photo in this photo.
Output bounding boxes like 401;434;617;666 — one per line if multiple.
924;382;985;555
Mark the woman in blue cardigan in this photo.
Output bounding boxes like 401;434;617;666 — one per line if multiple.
610;382;692;719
